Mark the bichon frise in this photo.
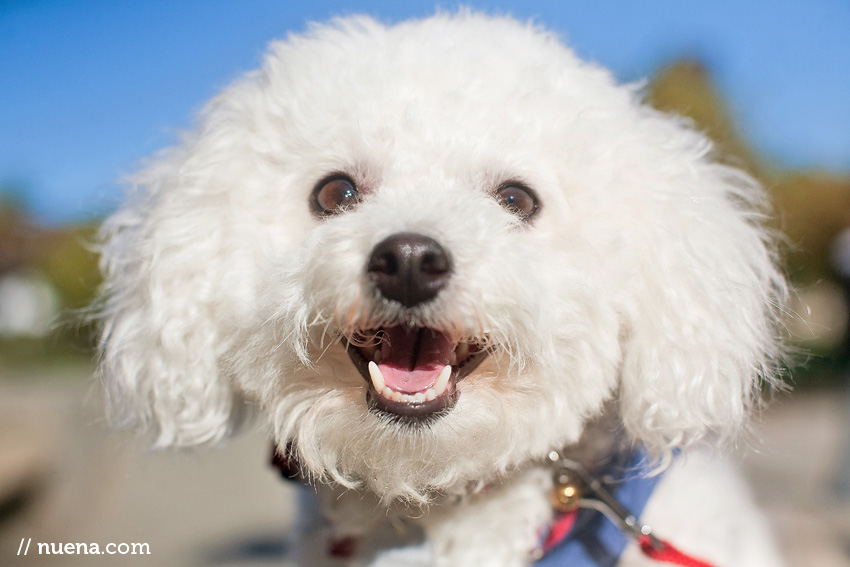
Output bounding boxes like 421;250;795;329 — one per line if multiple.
96;12;787;567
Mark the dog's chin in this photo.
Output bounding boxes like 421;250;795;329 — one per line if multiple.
344;325;490;425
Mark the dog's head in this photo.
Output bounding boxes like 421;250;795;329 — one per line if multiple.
97;13;785;501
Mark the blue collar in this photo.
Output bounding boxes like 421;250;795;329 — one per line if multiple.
535;449;662;567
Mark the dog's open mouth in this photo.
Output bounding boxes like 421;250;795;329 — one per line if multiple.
345;326;489;423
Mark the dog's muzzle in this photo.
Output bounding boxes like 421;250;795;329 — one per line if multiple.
344;232;489;424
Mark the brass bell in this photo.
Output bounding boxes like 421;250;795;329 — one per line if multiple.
550;477;582;512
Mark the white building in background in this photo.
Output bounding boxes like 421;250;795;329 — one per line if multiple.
0;270;60;337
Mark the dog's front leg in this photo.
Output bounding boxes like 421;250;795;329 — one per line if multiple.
420;467;553;567
294;483;433;566
291;483;383;565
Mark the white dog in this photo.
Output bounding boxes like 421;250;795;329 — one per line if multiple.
96;12;787;567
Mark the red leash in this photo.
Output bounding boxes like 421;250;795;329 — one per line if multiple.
638;535;715;567
542;512;715;566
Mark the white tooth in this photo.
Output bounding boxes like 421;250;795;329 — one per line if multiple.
368;361;385;392
382;386;394;399
434;365;451;395
425;388;437;401
412;392;426;403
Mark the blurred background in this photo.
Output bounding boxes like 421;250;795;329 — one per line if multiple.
1;1;849;565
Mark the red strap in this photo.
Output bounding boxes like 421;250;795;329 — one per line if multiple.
639;535;716;567
541;510;578;552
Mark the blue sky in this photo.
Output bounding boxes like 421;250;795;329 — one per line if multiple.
1;0;848;225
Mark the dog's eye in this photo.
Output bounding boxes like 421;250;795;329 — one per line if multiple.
495;183;539;220
312;175;361;216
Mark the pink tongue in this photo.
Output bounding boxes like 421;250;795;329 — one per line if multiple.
378;327;454;393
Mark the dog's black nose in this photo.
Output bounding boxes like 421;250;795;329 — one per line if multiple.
367;232;452;307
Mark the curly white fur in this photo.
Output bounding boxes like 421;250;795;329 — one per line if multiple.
97;12;786;566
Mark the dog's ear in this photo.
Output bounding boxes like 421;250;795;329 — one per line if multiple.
96;148;238;448
617;155;786;457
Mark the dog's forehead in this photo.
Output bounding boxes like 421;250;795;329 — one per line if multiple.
260;16;627;165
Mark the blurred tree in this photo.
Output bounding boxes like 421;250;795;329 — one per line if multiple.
0;200;100;307
36;224;100;310
0;199;47;275
648;59;850;285
0;198;101;368
772;173;850;282
648;59;762;176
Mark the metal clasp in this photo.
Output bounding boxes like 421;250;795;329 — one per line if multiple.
547;450;663;550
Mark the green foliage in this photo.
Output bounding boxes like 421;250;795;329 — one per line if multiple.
648;59;850;286
0;206;101;372
36;224;101;309
647;60;761;175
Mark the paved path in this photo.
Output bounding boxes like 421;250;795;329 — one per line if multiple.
1;366;848;566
